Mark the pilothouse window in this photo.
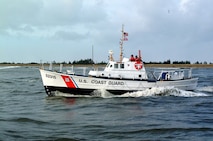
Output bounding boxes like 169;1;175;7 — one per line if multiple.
114;63;124;69
120;64;124;69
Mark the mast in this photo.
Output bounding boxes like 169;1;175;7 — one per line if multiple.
119;24;124;62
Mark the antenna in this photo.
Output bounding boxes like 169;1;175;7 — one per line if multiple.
109;50;114;61
92;45;94;63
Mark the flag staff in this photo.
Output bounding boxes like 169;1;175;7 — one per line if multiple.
119;24;124;62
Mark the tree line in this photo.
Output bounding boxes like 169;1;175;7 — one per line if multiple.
0;59;212;65
144;59;212;65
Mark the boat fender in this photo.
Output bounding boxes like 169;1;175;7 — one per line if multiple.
134;62;143;70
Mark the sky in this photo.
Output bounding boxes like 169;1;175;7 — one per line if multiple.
0;0;213;63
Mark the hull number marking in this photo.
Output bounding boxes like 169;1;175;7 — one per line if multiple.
46;74;56;79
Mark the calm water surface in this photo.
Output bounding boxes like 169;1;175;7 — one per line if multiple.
0;66;213;141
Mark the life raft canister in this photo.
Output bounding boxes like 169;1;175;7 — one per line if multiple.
134;62;143;70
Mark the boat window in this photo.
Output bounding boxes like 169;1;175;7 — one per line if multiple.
114;64;118;69
106;63;110;68
120;64;124;69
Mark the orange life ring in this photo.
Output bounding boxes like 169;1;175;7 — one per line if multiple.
134;62;143;70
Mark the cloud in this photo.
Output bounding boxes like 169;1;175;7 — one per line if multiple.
179;0;193;13
0;0;107;40
53;30;89;41
0;0;42;28
0;0;213;63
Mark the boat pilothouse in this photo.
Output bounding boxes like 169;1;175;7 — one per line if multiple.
39;25;198;96
88;52;148;80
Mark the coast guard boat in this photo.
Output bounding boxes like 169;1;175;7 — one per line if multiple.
39;26;198;96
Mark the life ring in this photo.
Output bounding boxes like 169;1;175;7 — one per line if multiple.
134;62;143;70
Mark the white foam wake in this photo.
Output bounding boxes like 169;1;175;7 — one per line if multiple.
0;66;20;70
120;87;209;98
53;87;209;98
197;86;213;93
54;91;92;98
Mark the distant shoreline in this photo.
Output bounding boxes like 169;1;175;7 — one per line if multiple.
1;63;213;68
144;64;213;68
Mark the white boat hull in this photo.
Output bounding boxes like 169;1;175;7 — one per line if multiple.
40;69;198;96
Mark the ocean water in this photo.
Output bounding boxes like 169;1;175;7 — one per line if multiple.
0;66;213;141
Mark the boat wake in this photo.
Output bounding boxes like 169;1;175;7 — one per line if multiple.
120;87;209;98
197;86;213;93
0;66;20;70
54;86;210;98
